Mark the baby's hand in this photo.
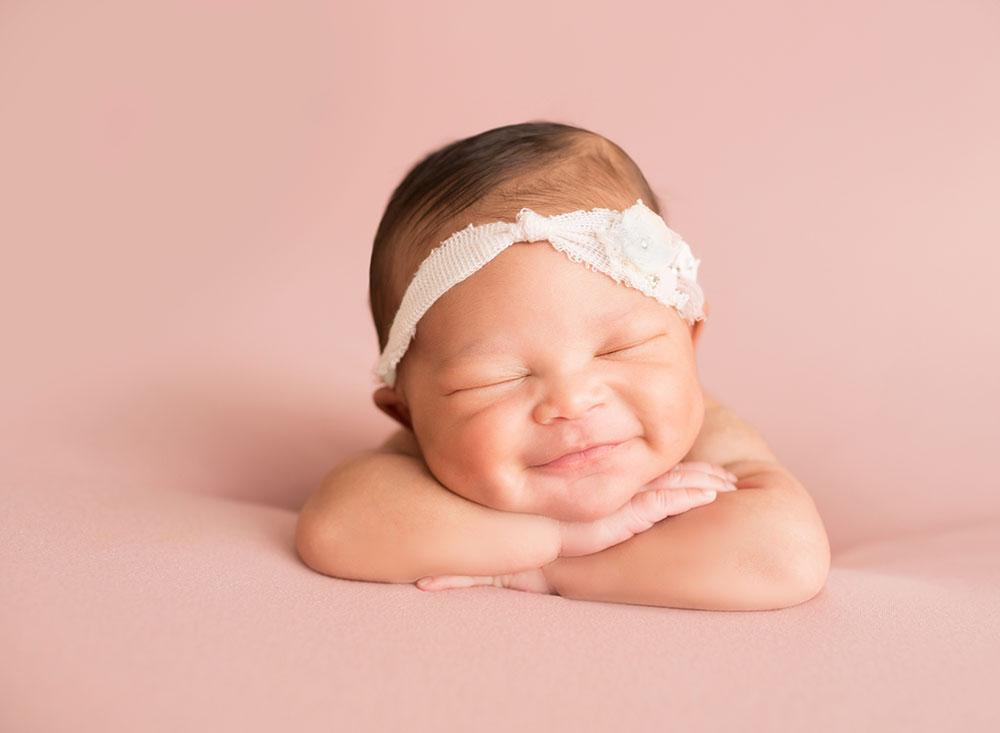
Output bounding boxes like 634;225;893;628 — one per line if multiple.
557;461;738;557
417;568;556;595
414;462;737;595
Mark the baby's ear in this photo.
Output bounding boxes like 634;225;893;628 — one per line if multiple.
373;386;413;430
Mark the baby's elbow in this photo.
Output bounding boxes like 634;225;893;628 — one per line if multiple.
295;510;329;575
765;474;831;608
295;496;347;578
776;526;831;608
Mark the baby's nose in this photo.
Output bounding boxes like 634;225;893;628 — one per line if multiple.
532;373;608;424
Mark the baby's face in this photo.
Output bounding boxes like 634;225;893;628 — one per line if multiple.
391;241;705;522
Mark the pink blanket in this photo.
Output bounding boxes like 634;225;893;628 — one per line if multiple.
4;480;998;731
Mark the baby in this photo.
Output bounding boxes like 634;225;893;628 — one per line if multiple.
297;121;830;610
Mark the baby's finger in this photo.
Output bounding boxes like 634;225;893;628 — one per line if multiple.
673;461;738;483
645;469;737;493
417;575;495;591
630;486;720;525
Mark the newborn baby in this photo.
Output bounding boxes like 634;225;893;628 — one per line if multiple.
297;121;830;610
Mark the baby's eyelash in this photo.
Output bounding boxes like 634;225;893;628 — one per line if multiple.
597;333;665;357
446;374;527;395
599;344;638;357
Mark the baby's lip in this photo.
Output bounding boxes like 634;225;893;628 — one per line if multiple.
531;440;627;470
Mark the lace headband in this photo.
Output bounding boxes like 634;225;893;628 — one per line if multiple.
375;199;705;387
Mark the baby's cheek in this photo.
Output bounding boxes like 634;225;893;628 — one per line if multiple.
631;367;701;463
433;414;522;511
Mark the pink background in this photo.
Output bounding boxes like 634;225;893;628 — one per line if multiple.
2;2;999;730
5;0;997;548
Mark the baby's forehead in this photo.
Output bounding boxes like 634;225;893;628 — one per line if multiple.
416;244;681;347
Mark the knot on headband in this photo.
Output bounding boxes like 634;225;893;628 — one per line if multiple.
374;199;705;387
516;207;559;243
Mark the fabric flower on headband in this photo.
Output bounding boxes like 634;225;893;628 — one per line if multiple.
609;202;683;299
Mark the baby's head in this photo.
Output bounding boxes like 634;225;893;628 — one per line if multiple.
368;121;709;521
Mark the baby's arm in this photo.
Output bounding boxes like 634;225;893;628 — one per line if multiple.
295;430;559;583
540;392;831;610
295;430;727;584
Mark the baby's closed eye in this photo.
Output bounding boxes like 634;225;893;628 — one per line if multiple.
596;332;667;359
444;372;529;396
443;333;669;394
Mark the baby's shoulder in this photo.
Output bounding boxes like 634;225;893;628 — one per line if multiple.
377;428;424;459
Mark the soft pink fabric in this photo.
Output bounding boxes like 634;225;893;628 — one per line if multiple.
4;483;999;732
2;1;998;731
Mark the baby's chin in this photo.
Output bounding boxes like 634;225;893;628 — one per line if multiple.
433;457;654;522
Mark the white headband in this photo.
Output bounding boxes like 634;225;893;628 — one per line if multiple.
375;198;704;387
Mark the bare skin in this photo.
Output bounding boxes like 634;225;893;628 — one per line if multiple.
297;238;830;609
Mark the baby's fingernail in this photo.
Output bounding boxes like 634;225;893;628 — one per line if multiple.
698;490;717;500
720;482;738;492
726;471;738;482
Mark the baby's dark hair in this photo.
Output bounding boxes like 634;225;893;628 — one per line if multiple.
369;120;663;351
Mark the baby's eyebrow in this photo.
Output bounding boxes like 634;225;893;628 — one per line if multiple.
434;305;661;369
597;303;640;325
435;339;509;370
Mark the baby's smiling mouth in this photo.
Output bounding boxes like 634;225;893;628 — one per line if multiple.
531;441;627;471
